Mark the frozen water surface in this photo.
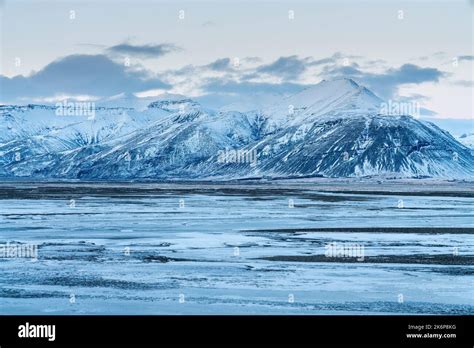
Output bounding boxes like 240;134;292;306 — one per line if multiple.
0;180;473;314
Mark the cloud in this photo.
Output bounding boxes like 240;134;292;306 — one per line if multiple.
256;55;311;80
321;63;445;99
242;57;263;64
205;58;233;71
202;21;215;27
0;54;170;103
196;79;308;110
364;59;387;67
310;52;346;66
398;93;431;103
433;51;447;58
106;42;181;59
396;95;437;116
457;55;474;62
251;53;355;81
0;50;450;110
452;80;474;87
378;64;444;84
201;78;306;96
416;51;447;61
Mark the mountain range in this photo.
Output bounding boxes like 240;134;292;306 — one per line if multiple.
1;78;472;180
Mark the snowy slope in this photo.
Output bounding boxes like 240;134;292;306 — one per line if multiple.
244;115;473;178
261;78;382;127
2;100;264;178
0;102;169;175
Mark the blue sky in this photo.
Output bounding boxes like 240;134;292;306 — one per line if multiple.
0;0;472;119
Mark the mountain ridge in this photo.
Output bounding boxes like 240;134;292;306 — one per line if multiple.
1;79;473;180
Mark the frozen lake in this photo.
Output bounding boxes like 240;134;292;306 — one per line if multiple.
0;180;473;314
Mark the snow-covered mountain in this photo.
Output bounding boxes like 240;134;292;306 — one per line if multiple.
244;114;472;178
263;78;382;123
0;98;174;176
3;102;266;179
1;79;473;179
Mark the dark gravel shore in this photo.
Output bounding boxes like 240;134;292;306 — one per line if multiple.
259;254;474;265
244;227;474;234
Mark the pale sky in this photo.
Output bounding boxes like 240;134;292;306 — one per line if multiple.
0;0;472;119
